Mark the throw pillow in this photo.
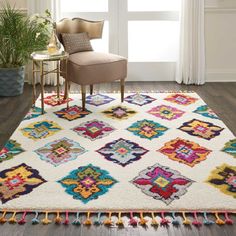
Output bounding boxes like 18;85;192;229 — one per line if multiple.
62;32;93;54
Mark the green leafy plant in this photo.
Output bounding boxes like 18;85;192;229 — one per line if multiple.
0;3;51;68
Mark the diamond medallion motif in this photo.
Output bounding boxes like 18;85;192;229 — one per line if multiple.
21;120;62;141
206;164;236;198
35;137;86;166
159;138;211;167
86;94;115;106
148;105;185;120
97;138;148;167
164;94;198;106
178;119;224;140
54;105;91;121
102;106;137;120
127;119;168;140
132;163;193;205
124;93;156;106
73;119;115;140
58;164;117;203
0;163;46;203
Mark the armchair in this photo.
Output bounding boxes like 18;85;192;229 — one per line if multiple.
56;18;127;110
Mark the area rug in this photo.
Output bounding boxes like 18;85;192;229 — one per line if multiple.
0;91;235;226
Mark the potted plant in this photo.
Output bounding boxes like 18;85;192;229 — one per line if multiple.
0;3;50;96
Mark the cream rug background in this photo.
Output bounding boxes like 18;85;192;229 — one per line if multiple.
0;92;235;212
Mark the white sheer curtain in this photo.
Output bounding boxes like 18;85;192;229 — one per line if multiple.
27;0;63;85
176;0;205;85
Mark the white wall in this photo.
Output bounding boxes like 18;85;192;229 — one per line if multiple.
0;0;27;9
2;0;236;82
205;0;236;82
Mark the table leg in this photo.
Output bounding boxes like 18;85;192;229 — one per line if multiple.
65;59;70;109
32;61;36;107
57;60;60;100
40;61;45;114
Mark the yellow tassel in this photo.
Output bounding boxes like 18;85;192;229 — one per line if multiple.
54;211;62;224
8;211;17;224
182;212;191;225
84;212;92;226
116;212;124;226
139;212;148;226
103;212;113;226
0;211;7;224
215;212;225;225
41;212;52;225
151;212;159;226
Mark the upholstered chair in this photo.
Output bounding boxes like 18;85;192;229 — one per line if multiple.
56;18;127;110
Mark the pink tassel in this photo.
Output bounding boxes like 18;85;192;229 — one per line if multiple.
192;212;202;227
129;212;138;226
224;212;233;225
63;211;69;225
160;212;170;226
18;211;27;225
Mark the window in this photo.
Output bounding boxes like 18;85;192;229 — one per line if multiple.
60;0;181;81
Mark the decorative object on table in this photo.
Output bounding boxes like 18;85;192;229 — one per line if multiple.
0;4;50;96
0;92;235;227
47;23;64;54
35;9;64;55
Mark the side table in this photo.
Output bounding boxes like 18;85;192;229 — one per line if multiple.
31;51;69;114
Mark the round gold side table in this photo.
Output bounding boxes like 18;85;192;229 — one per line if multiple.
31;51;69;114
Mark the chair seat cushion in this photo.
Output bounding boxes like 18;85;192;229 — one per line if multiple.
67;51;127;85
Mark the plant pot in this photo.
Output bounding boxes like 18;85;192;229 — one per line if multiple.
0;66;25;96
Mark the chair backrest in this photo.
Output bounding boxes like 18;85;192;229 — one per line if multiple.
56;18;104;43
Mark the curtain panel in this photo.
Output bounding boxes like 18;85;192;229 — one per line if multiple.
176;0;205;85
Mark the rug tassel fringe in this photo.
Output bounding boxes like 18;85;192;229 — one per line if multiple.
139;212;148;226
182;212;191;225
224;212;233;225
103;212;113;226
171;212;180;226
160;211;170;226
84;212;92;226
18;211;27;225
151;212;159;226
54;211;62;224
192;211;202;227
72;211;81;226
215;212;225;225
0;211;234;227
63;211;70;225
203;212;214;225
32;211;40;225
8;211;17;224
41;211;52;225
0;211;7;224
116;212;124;226
129;212;138;226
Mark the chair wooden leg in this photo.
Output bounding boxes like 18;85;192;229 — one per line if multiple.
81;85;86;111
90;85;93;95
120;79;125;102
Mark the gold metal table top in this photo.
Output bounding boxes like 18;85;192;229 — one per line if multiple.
31;50;69;61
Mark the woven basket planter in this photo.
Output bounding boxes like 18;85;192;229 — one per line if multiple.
0;67;25;96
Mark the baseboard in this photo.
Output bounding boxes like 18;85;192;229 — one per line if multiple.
206;69;236;82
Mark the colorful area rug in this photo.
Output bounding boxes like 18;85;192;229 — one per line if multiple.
0;92;235;226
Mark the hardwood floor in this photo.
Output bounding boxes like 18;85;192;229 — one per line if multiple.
0;82;235;236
